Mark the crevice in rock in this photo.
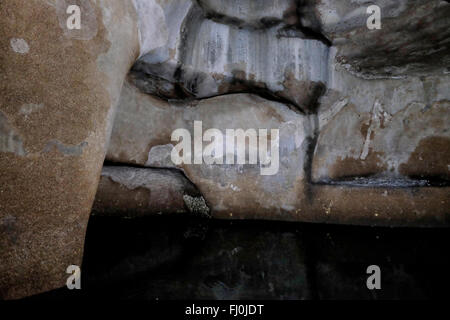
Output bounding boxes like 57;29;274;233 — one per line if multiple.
192;87;309;115
194;0;284;30
312;175;450;188
130;63;330;115
130;1;330;115
129;69;194;101
312;176;449;188
295;0;331;47
129;68;312;116
291;24;331;47
303;114;320;201
103;160;197;191
102;161;212;216
194;0;332;46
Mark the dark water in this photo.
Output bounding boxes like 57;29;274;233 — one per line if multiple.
33;216;450;300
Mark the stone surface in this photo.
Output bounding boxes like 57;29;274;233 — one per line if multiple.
133;2;329;112
130;0;194;97
2;0;450;300
105;79;449;227
0;0;140;299
197;0;298;29
107;78;314;218
300;0;450;77
304;185;449;227
92;166;205;218
313;49;450;183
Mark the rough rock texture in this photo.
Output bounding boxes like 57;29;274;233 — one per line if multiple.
101;0;448;225
92;166;206;218
0;0;143;299
129;0;450;189
133;1;329;112
104;79;449;226
197;0;298;29
313;49;450;183
300;0;450;78
107;78;314;218
129;0;194;99
2;0;450;300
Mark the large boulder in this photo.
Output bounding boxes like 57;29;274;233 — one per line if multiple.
0;0;161;299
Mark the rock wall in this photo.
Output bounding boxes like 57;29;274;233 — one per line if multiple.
93;166;206;218
300;0;450;77
104;77;449;226
103;0;449;225
106;78;315;216
0;0;143;299
314;50;450;182
1;0;449;299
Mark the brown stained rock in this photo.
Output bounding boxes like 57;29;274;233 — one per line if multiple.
106;78;449;227
94;164;450;228
106;78;184;166
276;71;326;113
399;136;450;180
107;78;314;219
0;0;139;299
95;182;152;217
313;63;450;183
327;152;387;180
210;185;449;228
3;0;448;301
92;166;202;218
305;185;450;227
